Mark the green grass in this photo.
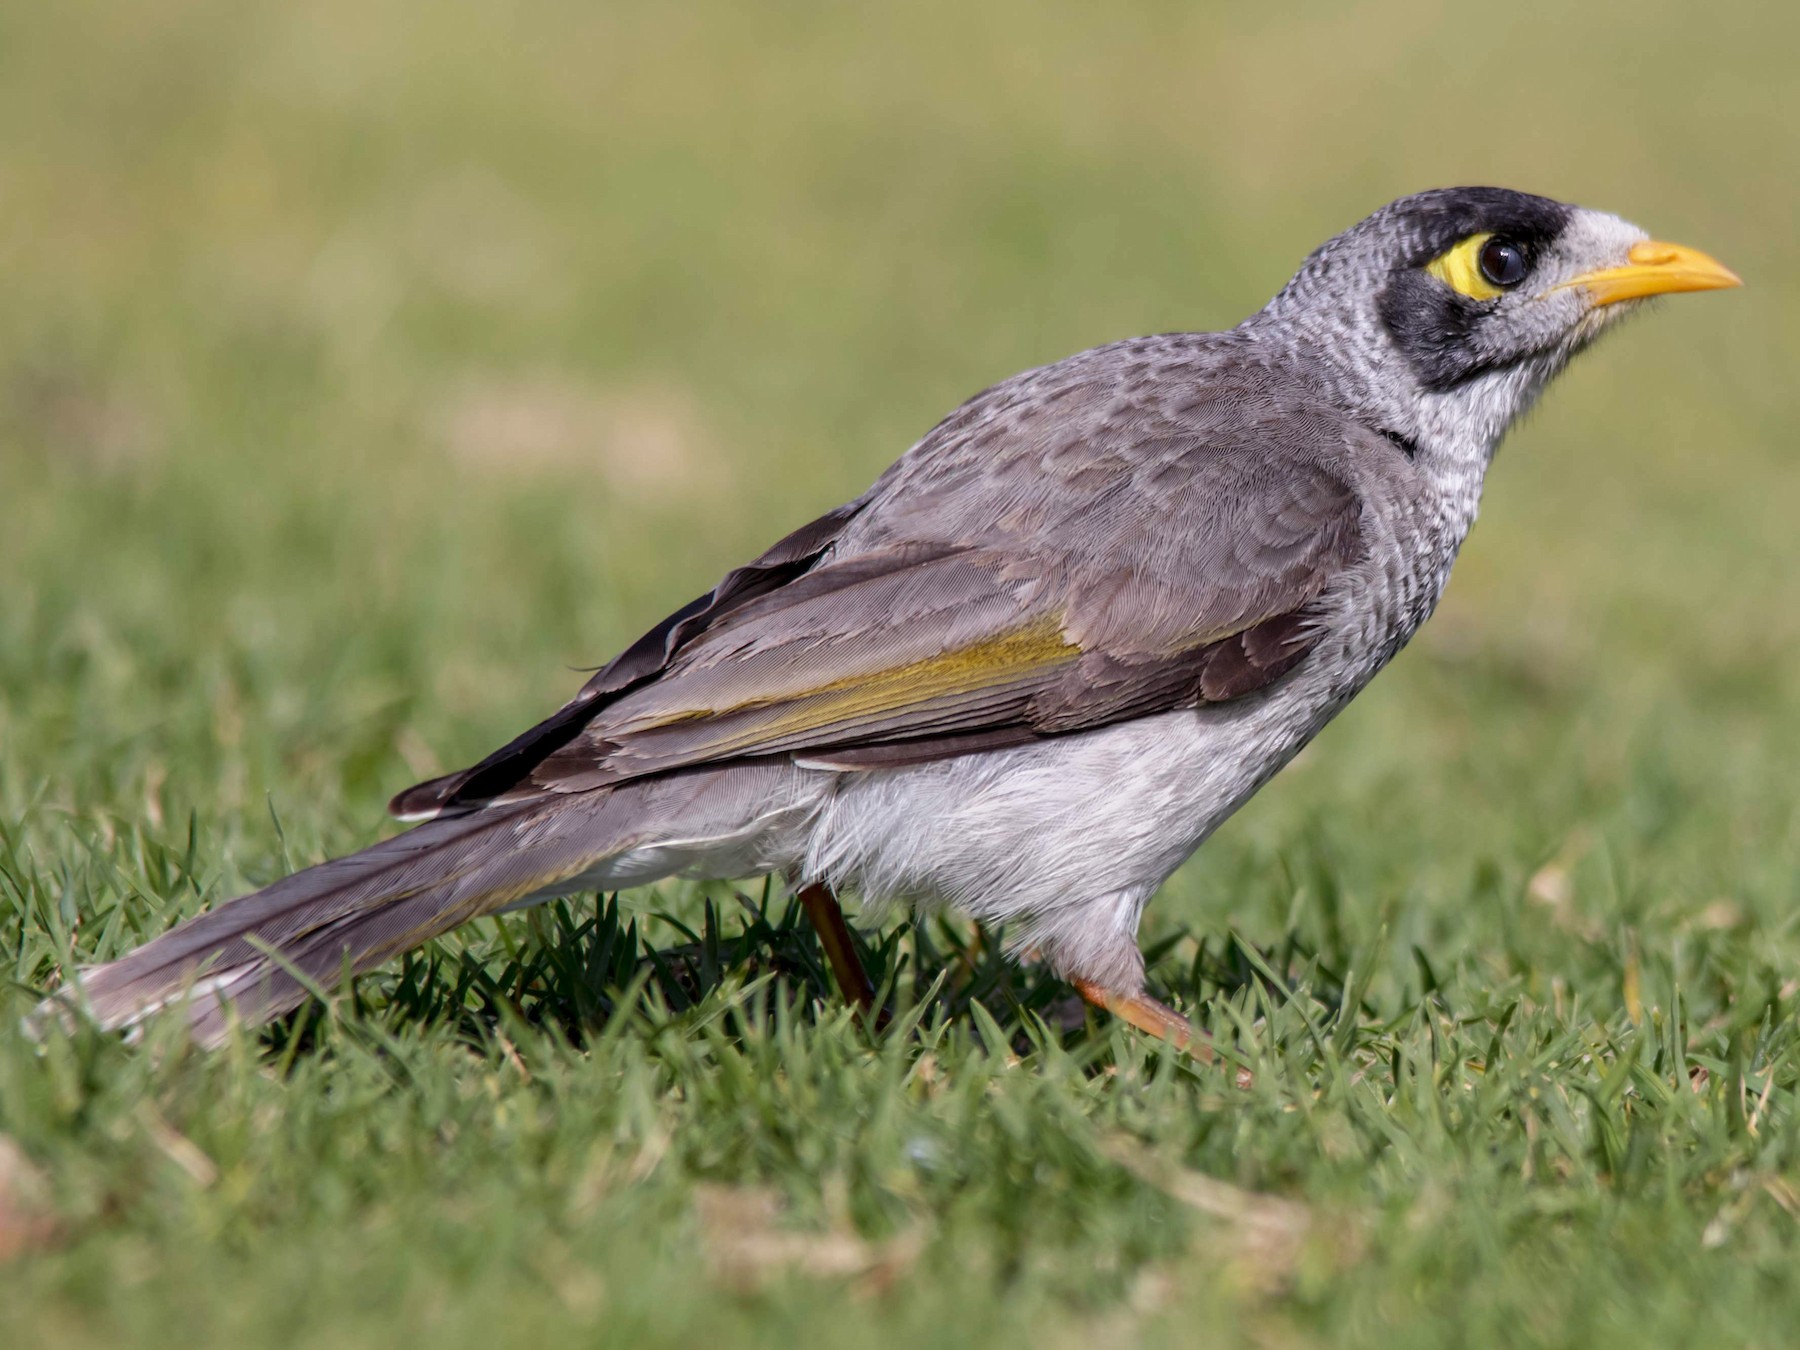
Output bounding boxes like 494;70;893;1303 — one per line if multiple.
3;2;1798;1346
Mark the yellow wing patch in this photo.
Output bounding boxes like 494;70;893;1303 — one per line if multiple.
628;617;1081;755
1426;232;1504;301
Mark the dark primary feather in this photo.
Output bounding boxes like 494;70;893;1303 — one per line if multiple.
396;335;1373;814
389;499;870;818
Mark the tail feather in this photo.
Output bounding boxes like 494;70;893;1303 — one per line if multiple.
36;761;808;1047
56;796;637;1047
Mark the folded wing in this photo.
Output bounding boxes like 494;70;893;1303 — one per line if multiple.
394;366;1374;817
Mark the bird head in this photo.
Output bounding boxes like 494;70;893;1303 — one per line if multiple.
1256;187;1741;461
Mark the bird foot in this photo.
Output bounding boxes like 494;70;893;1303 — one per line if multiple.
796;885;1245;1082
1071;976;1248;1083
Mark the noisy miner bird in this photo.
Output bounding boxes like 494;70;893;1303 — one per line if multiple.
52;187;1739;1054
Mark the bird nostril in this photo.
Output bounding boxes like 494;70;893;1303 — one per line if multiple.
1628;241;1681;266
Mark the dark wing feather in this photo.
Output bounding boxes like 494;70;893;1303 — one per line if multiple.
389;497;868;818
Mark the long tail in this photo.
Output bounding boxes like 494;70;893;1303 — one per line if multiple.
50;793;641;1047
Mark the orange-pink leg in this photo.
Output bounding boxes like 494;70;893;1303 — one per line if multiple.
1071;976;1215;1064
793;887;1223;1070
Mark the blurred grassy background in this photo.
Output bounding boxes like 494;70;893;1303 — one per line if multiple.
2;2;1797;1347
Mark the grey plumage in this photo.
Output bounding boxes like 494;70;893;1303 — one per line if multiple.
48;187;1739;1046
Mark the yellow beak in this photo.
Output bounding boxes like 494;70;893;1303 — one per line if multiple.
1560;239;1742;307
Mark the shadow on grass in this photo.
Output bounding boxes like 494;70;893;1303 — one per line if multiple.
257;883;1370;1066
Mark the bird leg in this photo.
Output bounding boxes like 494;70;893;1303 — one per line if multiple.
795;882;876;1013
1070;976;1214;1064
791;884;1214;1065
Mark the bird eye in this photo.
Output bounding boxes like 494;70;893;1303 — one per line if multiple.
1477;237;1529;288
1425;232;1525;301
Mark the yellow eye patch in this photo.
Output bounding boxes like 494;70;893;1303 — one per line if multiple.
1425;232;1506;301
